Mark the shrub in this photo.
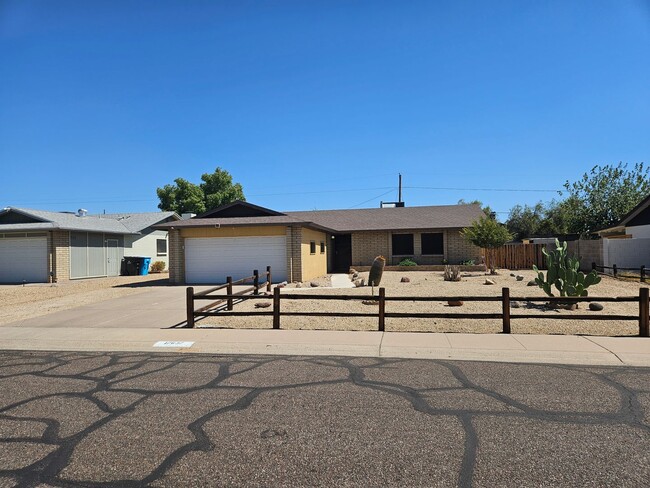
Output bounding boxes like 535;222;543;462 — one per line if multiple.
398;258;417;266
461;260;475;266
150;261;166;273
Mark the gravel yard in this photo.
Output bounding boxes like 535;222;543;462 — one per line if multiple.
198;270;649;336
0;274;169;326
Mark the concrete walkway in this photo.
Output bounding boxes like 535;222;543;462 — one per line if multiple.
330;273;355;288
0;327;648;366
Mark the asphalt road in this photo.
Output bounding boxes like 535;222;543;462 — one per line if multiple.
0;351;648;487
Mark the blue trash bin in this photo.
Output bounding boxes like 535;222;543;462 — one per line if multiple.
140;257;151;275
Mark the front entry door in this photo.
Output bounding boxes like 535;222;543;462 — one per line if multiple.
106;239;119;276
333;234;352;273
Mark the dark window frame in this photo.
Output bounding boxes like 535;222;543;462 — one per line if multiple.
156;238;167;256
391;233;414;256
310;241;316;255
421;232;444;255
320;241;325;254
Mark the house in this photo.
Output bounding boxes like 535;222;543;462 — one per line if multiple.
155;200;484;285
596;194;650;270
0;207;179;283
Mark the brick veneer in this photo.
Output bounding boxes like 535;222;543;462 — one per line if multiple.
351;231;389;266
286;225;302;282
446;230;481;264
52;231;70;282
168;229;184;284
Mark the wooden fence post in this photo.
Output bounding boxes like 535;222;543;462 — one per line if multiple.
640;287;649;337
378;287;386;332
502;287;511;334
267;266;272;292
186;287;195;328
273;286;281;329
641;265;646;283
226;276;233;311
253;269;259;295
613;264;618;278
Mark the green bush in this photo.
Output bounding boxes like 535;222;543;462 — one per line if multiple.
150;261;166;273
461;260;475;266
398;258;418;266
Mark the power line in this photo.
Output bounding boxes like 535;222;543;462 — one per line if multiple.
348;189;396;209
404;186;559;193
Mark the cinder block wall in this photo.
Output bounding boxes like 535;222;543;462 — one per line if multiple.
567;239;603;271
168;229;184;284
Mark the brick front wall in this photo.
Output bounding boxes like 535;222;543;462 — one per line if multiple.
286;225;302;282
52;231;70;281
351;232;390;266
168;229;184;284
446;230;481;264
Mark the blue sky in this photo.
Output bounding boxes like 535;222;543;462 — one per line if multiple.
1;0;649;218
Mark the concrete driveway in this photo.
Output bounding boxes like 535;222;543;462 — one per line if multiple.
3;287;205;329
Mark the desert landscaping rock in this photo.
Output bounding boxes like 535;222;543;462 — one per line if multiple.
310;282;319;287
447;300;463;307
254;302;271;308
516;275;524;281
527;280;537;286
400;277;410;283
589;302;604;311
484;279;495;285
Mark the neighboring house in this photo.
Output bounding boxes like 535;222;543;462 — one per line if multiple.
0;207;179;283
155;200;484;285
597;194;650;270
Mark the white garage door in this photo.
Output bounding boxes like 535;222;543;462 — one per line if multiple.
0;237;48;283
185;236;287;284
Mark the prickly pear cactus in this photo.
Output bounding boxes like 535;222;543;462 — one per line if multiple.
532;239;601;297
368;256;386;286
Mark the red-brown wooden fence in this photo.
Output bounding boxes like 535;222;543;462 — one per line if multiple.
484;243;547;270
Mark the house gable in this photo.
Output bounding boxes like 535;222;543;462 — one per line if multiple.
197;201;286;219
627;205;650;227
0;209;50;225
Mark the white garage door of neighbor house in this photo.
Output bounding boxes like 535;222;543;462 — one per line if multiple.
185;236;288;284
0;237;48;283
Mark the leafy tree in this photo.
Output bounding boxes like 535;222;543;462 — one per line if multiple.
157;167;245;214
457;199;493;217
461;216;514;273
506;200;571;240
560;162;650;236
156;178;206;215
200;168;245;209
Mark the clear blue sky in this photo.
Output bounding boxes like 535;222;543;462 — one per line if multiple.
1;0;649;218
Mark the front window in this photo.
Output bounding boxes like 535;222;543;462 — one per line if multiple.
421;233;444;255
392;234;414;255
156;238;167;256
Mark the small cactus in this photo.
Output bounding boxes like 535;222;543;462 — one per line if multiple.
368;255;386;286
444;265;461;282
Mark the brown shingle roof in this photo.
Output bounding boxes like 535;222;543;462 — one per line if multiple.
156;204;485;233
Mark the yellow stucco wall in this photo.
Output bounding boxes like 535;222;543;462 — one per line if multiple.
180;226;286;238
300;227;328;281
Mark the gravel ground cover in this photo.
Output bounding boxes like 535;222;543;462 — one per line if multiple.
0;274;168;326
199;270;648;336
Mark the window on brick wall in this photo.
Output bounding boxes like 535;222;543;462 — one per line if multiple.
421;233;444;255
392;234;414;255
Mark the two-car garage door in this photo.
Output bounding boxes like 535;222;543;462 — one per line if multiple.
0;237;48;283
185;236;287;284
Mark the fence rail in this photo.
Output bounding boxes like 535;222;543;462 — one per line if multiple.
186;284;650;337
592;263;646;282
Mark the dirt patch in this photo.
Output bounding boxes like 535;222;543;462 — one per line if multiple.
198;270;648;336
0;274;169;326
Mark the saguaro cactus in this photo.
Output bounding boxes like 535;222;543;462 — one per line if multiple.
533;239;601;297
368;255;386;286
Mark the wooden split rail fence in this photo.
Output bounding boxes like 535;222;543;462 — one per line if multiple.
186;282;650;337
186;266;272;328
592;263;647;282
